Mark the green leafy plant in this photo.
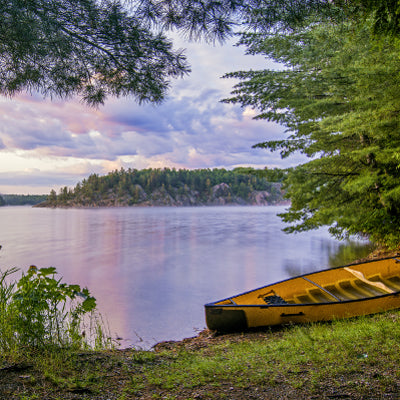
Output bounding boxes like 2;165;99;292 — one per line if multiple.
0;265;110;351
11;266;97;348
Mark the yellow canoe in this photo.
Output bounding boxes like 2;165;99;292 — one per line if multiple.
205;257;400;332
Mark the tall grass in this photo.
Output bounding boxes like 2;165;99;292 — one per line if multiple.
0;267;18;351
0;266;113;353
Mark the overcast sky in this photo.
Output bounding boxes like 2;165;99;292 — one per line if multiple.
0;36;296;195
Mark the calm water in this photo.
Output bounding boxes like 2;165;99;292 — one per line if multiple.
0;206;373;348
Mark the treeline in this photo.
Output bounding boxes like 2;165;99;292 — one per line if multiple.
40;167;286;207
0;194;48;206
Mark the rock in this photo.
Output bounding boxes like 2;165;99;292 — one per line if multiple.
249;191;271;205
211;183;232;198
149;187;176;206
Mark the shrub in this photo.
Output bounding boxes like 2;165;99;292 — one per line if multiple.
0;266;111;351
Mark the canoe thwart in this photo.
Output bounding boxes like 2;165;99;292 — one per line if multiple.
301;276;342;302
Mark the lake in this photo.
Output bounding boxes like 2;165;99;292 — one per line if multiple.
0;205;373;349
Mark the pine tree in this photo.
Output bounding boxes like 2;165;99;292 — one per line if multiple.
224;18;400;247
0;0;190;106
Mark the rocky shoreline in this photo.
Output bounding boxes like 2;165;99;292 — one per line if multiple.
35;182;287;208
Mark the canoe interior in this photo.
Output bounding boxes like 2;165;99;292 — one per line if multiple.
209;257;400;307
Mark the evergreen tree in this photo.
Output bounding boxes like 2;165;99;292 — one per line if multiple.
224;18;400;248
0;0;190;106
2;1;398;107
48;190;57;206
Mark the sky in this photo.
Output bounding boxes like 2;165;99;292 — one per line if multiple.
0;36;296;195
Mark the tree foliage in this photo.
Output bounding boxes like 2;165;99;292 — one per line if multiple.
45;167;284;207
223;15;400;248
136;0;400;40
2;1;398;106
0;0;190;106
139;0;337;37
4;1;400;247
353;0;400;35
1;194;47;205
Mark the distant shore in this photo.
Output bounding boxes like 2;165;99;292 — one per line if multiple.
36;167;287;209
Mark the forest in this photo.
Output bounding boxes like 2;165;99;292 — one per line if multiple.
0;194;48;206
39;167;286;208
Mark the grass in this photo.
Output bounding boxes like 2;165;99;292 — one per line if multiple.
125;312;400;398
1;311;400;398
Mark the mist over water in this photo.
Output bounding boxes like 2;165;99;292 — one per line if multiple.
0;205;373;348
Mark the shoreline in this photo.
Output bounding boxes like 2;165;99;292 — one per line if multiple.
4;310;400;399
1;251;400;399
34;200;291;209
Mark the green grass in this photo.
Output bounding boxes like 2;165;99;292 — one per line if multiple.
122;311;400;398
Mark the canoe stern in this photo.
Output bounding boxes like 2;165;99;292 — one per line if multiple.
205;305;248;332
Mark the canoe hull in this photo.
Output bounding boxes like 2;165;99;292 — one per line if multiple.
205;257;400;332
205;293;400;332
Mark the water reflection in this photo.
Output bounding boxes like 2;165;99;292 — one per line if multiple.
0;206;373;349
327;240;376;267
283;238;376;278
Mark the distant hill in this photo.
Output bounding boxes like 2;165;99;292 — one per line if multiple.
36;168;288;208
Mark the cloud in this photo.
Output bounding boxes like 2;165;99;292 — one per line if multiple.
1;82;286;165
0;159;128;194
0;36;294;194
0;169;80;188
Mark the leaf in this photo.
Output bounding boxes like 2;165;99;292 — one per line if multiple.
81;297;96;312
38;267;57;276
